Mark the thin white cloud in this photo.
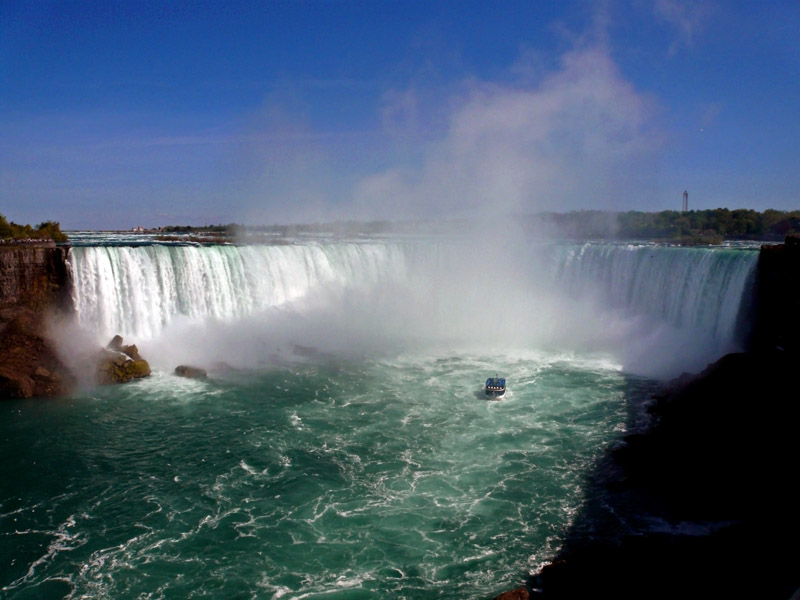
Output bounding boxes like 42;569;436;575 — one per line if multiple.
380;88;422;138
654;0;715;55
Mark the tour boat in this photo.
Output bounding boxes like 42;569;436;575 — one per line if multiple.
484;376;506;399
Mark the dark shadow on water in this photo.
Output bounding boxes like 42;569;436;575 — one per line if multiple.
516;353;800;600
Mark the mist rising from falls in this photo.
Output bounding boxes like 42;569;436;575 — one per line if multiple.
67;240;758;378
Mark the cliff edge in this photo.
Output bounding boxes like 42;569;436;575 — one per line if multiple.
0;242;72;315
0;243;74;398
748;233;800;355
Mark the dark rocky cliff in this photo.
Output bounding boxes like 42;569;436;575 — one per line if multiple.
0;243;74;398
748;233;800;355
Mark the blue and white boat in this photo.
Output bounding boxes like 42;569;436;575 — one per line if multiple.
484;376;506;399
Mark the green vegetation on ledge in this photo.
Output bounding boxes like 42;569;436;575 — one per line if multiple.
618;208;800;242
0;213;68;243
529;208;800;243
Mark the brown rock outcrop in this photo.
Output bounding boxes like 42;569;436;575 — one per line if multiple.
493;587;530;600
96;336;151;384
0;308;74;398
0;243;75;399
0;243;72;314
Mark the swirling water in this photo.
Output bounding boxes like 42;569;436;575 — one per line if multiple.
1;351;647;599
1;236;757;599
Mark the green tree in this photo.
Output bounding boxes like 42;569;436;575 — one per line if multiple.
0;213;69;242
37;221;68;242
0;213;13;238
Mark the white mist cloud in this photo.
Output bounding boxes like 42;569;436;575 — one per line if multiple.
353;42;662;221
127;238;720;380
380;88;422;139
227;33;664;226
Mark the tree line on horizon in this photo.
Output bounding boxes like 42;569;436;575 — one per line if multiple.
535;208;800;243
0;213;68;243
165;208;800;243
3;208;799;244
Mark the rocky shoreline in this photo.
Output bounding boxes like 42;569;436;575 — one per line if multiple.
0;306;76;398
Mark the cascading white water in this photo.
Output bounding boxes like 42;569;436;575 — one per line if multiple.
69;242;408;340
67;239;758;374
547;242;757;351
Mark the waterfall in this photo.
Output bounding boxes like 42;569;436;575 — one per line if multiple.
547;242;758;353
68;240;758;369
69;242;408;340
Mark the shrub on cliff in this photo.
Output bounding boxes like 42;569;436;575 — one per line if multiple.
0;214;12;239
36;220;68;242
0;213;68;242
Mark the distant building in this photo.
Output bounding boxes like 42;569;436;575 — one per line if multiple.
682;190;688;212
132;226;146;232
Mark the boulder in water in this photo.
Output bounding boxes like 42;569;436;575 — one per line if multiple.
175;365;207;379
96;336;151;384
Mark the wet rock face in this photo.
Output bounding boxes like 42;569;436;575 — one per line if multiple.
748;233;800;354
0;245;74;399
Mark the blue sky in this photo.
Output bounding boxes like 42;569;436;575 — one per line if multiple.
1;0;798;229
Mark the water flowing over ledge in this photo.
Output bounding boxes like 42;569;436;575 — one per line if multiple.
68;240;758;377
69;242;408;340
521;236;800;600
